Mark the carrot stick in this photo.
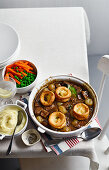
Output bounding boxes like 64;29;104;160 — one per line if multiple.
15;68;27;77
7;68;21;76
14;63;33;70
23;68;30;72
27;71;36;75
17;69;27;76
17;68;24;71
14;79;21;85
4;73;9;81
19;61;29;65
17;67;29;72
8;73;14;78
6;64;14;69
9;73;21;85
24;61;29;65
17;68;23;71
21;72;27;76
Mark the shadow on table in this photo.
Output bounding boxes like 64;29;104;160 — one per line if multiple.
0;158;20;170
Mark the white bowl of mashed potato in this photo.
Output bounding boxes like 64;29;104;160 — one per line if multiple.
0;100;28;139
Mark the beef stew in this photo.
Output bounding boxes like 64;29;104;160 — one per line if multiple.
33;80;94;132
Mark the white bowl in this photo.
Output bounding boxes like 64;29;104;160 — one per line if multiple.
0;23;20;69
0;100;28;140
22;129;41;146
29;75;98;138
2;60;38;94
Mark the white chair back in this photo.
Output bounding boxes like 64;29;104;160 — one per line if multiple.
97;55;109;154
98;55;109;75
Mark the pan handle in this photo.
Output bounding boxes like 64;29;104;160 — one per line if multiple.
0;134;5;140
37;127;45;134
16;100;27;110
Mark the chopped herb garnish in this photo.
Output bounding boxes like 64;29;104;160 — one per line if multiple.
68;85;77;97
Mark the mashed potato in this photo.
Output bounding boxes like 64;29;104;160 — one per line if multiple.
0;106;26;135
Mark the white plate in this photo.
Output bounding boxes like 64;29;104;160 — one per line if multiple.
0;23;20;66
0;53;18;70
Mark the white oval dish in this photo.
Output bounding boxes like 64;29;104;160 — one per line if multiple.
0;23;20;69
21;129;41;146
2;60;38;94
29;75;98;138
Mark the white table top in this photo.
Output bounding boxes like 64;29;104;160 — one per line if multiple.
0;8;109;170
0;7;91;158
0;7;89;83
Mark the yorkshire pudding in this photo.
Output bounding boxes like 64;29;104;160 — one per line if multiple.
55;86;71;101
57;98;70;102
49;112;66;129
73;103;89;120
40;90;55;106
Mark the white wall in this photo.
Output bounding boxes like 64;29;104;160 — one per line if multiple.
0;0;109;56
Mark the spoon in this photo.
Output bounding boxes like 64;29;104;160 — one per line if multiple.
6;111;23;155
44;127;101;146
